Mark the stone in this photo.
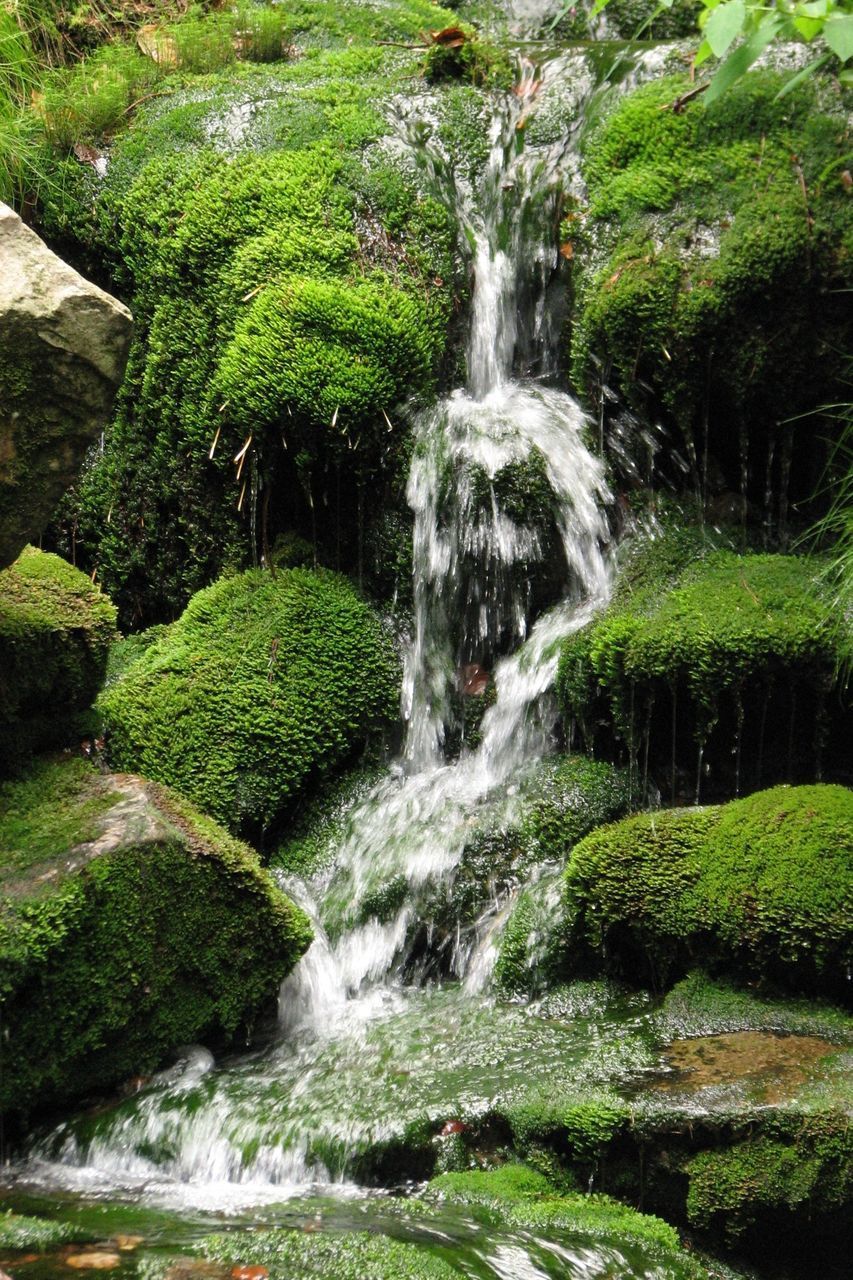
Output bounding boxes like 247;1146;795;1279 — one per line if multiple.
65;1253;121;1270
0;203;133;569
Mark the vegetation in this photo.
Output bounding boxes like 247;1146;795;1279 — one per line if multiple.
0;756;311;1117
199;1229;459;1280
0;1211;88;1250
99;567;399;838
556;528;850;798
0;547;116;771
561;783;853;993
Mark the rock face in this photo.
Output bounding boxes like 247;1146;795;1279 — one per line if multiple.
0;204;132;569
0;757;312;1118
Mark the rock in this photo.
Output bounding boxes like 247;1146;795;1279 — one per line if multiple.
0;756;312;1119
0;203;132;569
65;1253;121;1271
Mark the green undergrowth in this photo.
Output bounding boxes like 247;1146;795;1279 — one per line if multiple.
557;526;850;796
571;67;852;511
561;783;853;994
0;1211;87;1250
0;547;117;772
98;567;399;838
0;756;311;1117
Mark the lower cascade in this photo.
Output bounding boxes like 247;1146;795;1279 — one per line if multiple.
1;1;851;1278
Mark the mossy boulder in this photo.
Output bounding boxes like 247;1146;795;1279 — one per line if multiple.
0;547;117;772
570;69;852;517
557;530;850;800
561;783;853;995
0;756;312;1119
98;567;399;838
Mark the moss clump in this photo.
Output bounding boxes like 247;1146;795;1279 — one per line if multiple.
423;30;513;90
99;567;398;837
561;783;853;994
0;757;311;1118
557;531;850;798
198;1227;458;1280
571;70;852;517
0;547;117;771
686;1116;853;1243
0;1212;88;1251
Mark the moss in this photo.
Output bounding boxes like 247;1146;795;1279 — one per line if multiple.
423;30;513;90
0;1212;88;1250
557;530;850;797
198;1227;458;1280
0;547;117;771
685;1116;853;1243
39;29;461;626
0;757;123;876
98;567;398;837
571;69;852;515
0;757;311;1118
561;783;853;994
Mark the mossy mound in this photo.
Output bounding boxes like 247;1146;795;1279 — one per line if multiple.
39;9;466;626
561;783;853;995
557;529;850;799
0;547;117;772
0;756;311;1119
99;567;398;837
198;1228;458;1280
571;69;852;519
0;1212;88;1251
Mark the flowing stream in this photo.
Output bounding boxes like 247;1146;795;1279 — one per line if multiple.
0;21;702;1280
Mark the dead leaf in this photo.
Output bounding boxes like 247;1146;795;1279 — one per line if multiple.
841;169;852;191
137;25;178;67
230;1269;268;1280
560;241;574;260
112;1237;143;1253
73;142;105;169
66;1253;121;1271
429;26;467;48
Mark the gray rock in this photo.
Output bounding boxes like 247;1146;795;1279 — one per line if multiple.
0;203;132;568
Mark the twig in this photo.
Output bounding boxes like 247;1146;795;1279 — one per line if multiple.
662;82;710;115
122;90;168;117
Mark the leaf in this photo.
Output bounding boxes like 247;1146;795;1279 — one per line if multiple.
704;13;782;104
136;24;178;66
430;26;467;47
704;0;746;58
823;13;853;62
775;51;831;99
560;241;574;259
793;14;825;40
693;37;715;69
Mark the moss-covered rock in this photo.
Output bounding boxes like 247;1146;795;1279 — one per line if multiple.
198;1228;458;1280
0;1212;88;1251
0;547;117;771
98;567;398;838
0;756;311;1119
561;783;853;994
570;69;852;519
557;528;850;799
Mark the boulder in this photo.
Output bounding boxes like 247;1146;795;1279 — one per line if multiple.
0;204;132;569
0;756;312;1118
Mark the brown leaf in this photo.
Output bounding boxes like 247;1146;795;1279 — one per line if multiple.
73;142;105;168
560;241;574;260
841;169;852;191
230;1269;268;1280
430;26;467;47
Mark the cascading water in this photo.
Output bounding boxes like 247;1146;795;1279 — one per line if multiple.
15;30;616;1206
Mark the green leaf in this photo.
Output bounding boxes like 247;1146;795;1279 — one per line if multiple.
823;13;853;61
693;37;715;68
793;14;825;40
775;51;832;97
705;0;746;57
704;13;783;104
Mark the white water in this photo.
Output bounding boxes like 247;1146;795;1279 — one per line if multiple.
19;31;616;1203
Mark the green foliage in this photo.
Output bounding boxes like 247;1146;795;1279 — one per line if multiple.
198;1227;458;1280
0;757;311;1117
561;783;853;992
0;547;117;771
0;1212;87;1250
572;69;852;511
423;31;513;89
98;568;399;836
686;1116;853;1242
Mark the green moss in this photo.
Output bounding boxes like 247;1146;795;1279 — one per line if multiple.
571;69;852;512
0;547;117;770
561;783;853;993
521;755;632;860
98;567;398;837
423;30;513;90
0;1212;88;1250
0;757;311;1117
0;757;122;876
198;1227;458;1280
557;530;849;795
686;1116;853;1242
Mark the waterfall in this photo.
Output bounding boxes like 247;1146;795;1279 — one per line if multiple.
20;36;615;1201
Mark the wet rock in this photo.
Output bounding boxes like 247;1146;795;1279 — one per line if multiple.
65;1252;121;1270
0;203;132;569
